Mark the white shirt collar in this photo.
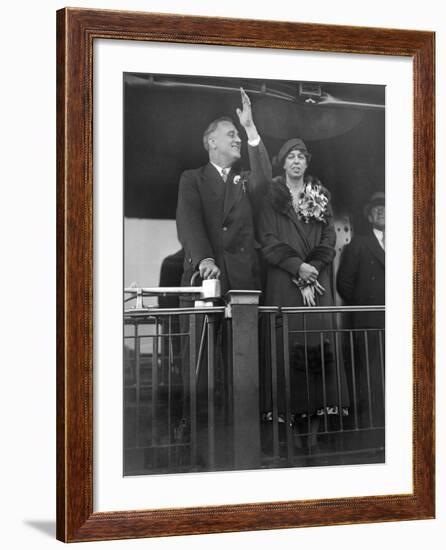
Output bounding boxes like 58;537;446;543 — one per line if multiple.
373;228;385;250
210;162;231;177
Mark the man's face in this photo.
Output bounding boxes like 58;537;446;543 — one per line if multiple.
368;204;385;230
209;121;241;165
283;149;308;179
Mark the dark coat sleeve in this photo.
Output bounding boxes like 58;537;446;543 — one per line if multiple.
175;170;214;270
257;200;305;276
246;140;272;210
336;238;360;304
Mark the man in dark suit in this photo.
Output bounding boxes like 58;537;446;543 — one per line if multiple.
176;89;271;295
337;192;385;452
175;90;271;467
337;192;385;328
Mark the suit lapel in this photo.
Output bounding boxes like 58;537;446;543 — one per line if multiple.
223;169;242;222
201;163;225;201
365;232;385;265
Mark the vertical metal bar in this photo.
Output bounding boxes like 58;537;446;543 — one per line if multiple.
270;312;279;462
123;330;128;454
207;315;216;469
303;313;311;435
152;319;159;464
225;318;233;428
349;331;359;430
167;315;172;467
135;322;141;448
378;329;385;405
334;329;344;431
282;313;293;461
320;332;328;433
195;320;207;378
189;314;197;467
363;331;374;428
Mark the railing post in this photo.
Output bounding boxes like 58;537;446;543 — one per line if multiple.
225;290;261;469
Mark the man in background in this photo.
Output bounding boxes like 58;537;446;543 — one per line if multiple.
337;191;385;452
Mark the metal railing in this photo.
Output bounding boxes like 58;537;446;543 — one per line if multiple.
259;305;385;467
124;285;385;474
124;278;221;311
124;306;226;474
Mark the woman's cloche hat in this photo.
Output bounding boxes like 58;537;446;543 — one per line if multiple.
273;137;312;170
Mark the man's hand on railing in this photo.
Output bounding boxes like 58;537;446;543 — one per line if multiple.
199;258;221;280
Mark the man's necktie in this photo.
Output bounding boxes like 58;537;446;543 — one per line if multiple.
221;168;228;182
382;232;385;250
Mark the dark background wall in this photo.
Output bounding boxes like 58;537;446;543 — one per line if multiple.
124;73;385;234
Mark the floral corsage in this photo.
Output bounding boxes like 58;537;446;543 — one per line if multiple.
296;182;329;223
233;174;248;194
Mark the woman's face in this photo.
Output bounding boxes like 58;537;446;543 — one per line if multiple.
283;148;308;179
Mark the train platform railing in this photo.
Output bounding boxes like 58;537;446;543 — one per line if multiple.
124;282;261;474
123;283;385;474
258;305;385;467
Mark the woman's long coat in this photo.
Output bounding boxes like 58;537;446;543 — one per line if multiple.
257;176;336;309
257;176;350;416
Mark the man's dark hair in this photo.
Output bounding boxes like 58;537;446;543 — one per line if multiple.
202;117;235;151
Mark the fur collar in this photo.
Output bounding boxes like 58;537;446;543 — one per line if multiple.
269;176;293;213
269;175;330;214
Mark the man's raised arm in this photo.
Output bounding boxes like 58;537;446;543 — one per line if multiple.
236;88;272;198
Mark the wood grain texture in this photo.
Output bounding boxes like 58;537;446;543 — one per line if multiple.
56;7;435;542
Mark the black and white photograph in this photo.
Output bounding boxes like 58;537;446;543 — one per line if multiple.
123;73;385;476
3;0;442;547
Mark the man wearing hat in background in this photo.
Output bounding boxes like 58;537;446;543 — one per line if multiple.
337;191;385;325
336;191;385;452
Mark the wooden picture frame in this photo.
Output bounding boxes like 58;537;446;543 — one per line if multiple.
56;7;435;542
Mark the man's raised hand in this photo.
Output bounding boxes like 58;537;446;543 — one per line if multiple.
236;88;260;142
236;88;254;129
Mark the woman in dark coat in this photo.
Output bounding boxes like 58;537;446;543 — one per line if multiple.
257;138;349;445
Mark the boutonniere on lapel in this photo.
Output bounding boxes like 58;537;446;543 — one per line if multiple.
233;174;248;194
